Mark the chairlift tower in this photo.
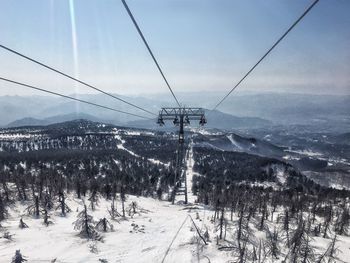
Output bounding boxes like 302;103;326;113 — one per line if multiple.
157;107;206;204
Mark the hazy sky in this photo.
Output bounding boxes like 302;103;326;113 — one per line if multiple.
0;0;349;98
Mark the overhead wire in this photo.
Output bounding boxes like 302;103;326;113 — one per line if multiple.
0;0;319;120
161;215;189;263
121;0;181;108
0;44;157;116
0;77;152;120
212;0;320;111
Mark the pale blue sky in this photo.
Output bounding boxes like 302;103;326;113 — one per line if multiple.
0;0;349;98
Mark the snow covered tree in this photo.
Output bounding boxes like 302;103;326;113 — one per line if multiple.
96;217;114;232
42;209;53;227
326;234;340;261
103;183;112;200
266;227;281;260
299;224;316;263
317;234;340;263
259;202;268;231
25;194;40;218
88;190;99;211
0;192;8;221
311;202;318;224
218;202;225;240
127;201;148;218
335;207;349;236
2;231;14;241
11;250;27;262
289;218;305;261
279;209;290;247
0;173;10;202
288;217;316;262
108;196;122;220
128;201;138;217
56;191;71;216
120;186;126;218
73;204;101;241
18;218;28;229
204;227;210;242
322;206;333;238
42;191;54;211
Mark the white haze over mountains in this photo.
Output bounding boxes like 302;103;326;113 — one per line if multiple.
0;91;349;131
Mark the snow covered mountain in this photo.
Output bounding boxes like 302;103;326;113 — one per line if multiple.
0;119;349;262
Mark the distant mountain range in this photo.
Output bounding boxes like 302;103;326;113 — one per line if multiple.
127;109;272;130
6;110;272;131
1;92;349;132
6;113;108;128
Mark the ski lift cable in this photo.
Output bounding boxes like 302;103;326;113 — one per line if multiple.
0;77;153;120
161;215;189;263
212;0;320;111
121;0;181;108
0;44;157;116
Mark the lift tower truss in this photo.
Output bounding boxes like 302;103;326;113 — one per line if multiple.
157;107;206;204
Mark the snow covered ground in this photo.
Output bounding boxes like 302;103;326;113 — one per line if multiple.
2;194;350;263
284;149;323;157
0;195;212;263
1;135;350;262
227;134;243;151
114;134;138;157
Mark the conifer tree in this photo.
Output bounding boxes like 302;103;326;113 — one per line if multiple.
73;205;101;241
0;192;8;221
11;250;27;263
19;218;28;229
56;191;71;216
96;217;114;232
108;196;122;220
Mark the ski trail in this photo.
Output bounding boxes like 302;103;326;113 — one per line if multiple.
114;133;169;167
185;140;199;204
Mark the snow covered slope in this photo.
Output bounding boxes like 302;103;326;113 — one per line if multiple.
1;194;350;263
